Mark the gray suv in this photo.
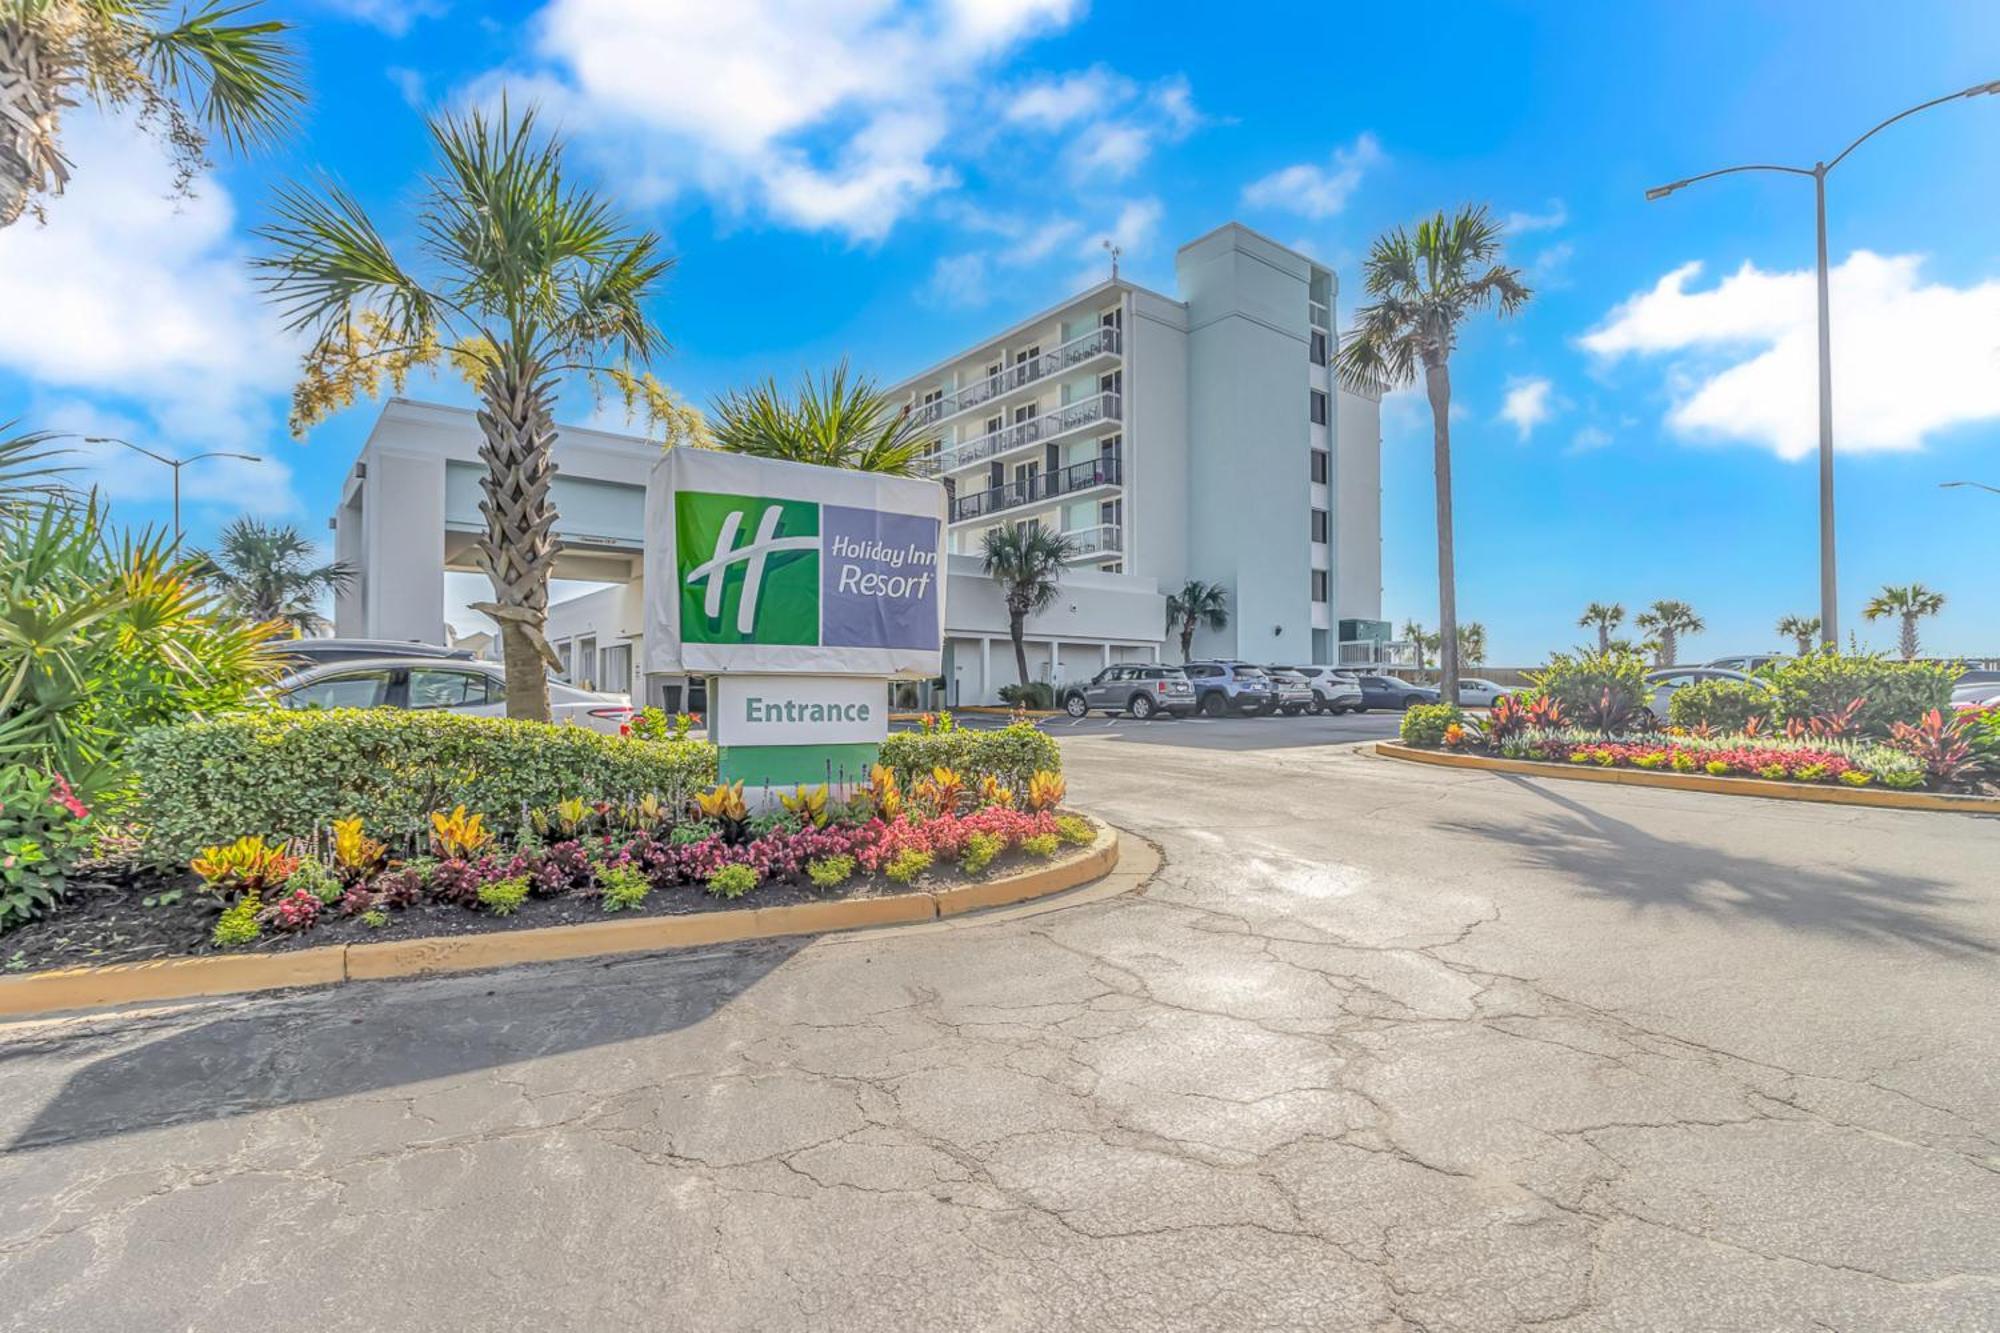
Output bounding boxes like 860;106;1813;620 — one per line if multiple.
1183;662;1277;717
1060;665;1197;720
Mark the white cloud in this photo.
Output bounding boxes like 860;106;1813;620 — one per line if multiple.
315;0;447;36
386;66;427;108
924;253;991;308
1004;68;1128;129
1504;199;1567;234
1066;198;1161;292
1499;377;1557;440
1531;240;1574;286
1070;121;1152;178
1569;424;1612;455
516;0;1086;241
1582;251;2000;459
1240;133;1382;220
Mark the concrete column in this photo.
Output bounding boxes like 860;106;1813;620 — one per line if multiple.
362;452;448;643
979;637;992;704
1101;643;1112;669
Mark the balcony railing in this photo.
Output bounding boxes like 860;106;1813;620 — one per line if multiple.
1064;523;1123;559
909;324;1122;428
930;391;1121;475
950;452;1122;522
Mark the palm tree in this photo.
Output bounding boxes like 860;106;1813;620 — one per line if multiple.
981;525;1076;691
1400;618;1440;676
255;101;687;722
1775;614;1822;657
1339;206;1530;705
1;0;304;228
1634;599;1704;667
1578;602;1624;653
1456;621;1487;669
1862;584;1945;661
195;517;352;635
712;362;933;475
1168;580;1230;662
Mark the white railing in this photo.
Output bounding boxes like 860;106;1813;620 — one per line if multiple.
909;325;1122;428
1064;523;1124;558
929;391;1122;474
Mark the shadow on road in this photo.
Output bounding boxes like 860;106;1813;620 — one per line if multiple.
1440;777;1995;956
6;939;805;1153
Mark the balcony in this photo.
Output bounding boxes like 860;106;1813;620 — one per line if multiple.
1064;523;1123;559
949;452;1122;523
928;391;1122;475
909;324;1122;429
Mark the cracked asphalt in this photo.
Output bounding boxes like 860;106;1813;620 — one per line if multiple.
3;722;1998;1331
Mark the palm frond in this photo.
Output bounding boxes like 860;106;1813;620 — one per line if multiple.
255;177;441;351
142;1;305;152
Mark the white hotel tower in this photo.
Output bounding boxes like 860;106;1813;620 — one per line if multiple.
889;221;1384;683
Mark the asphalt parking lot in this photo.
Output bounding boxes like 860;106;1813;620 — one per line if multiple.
902;707;1407;749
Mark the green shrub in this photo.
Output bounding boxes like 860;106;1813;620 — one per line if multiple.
1054;814;1095;847
883;847;932;884
1764;655;1956;737
598;864;651;912
211;895;263;949
997;682;1055;710
806;855;855;890
1667;679;1769;732
957;832;1003;875
125;709;718;862
1399;703;1466;748
706;863;758;899
289;859;345;906
473;874;528;916
1968;708;2000;778
360;908;389;929
0;766;94;931
1019;833;1060;858
1530;650;1653;729
876;721;1059;791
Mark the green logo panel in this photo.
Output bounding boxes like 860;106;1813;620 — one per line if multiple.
676;490;821;644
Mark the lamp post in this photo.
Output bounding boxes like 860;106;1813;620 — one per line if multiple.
1941;481;2000;496
84;437;263;545
1646;79;2000;651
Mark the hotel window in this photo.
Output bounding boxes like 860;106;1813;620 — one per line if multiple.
1310;330;1329;366
1310;389;1329;425
1311;508;1329;543
1312;570;1329;603
1311;449;1329;484
921;387;944;408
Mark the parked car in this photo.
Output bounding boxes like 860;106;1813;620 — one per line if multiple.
271;658;634;734
1059;665;1197;720
1353;674;1439;711
1282;665;1363;715
1705;654;1787;673
1952;680;2000;709
1182;662;1277;716
264;637;476;667
1454;677;1510;708
1643;666;1766;720
1260;666;1316;715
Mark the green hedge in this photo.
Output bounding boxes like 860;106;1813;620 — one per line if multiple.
876;721;1060;788
1765;654;1955;737
1666;679;1768;731
1529;650;1653;731
126;708;718;862
1399;703;1466;748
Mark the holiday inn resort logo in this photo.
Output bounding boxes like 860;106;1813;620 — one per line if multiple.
676;490;941;650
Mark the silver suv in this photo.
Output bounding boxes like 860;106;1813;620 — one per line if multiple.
1060;665;1197;720
1261;666;1316;716
1182;662;1277;717
1283;665;1364;715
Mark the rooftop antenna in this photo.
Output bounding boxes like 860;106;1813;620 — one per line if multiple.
1102;238;1121;281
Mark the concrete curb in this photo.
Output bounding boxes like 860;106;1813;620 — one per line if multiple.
1374;741;2000;814
0;823;1129;1021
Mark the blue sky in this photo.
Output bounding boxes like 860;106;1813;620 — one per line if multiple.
2;0;1996;661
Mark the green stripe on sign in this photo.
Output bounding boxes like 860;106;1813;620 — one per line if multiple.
719;742;881;789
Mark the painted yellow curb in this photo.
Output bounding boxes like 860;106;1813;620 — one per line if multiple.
1375;741;2000;814
0;823;1127;1019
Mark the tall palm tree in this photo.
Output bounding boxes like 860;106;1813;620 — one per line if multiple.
1634;599;1704;667
981;525;1076;691
255;101;685;722
1339;206;1530;705
1456;621;1487;669
0;0;303;228
1400;618;1439;676
1168;580;1230;663
1862;584;1945;661
1775;613;1822;657
195;517;352;635
1578;601;1624;653
713;362;933;476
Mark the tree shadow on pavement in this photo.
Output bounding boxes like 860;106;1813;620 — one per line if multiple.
1437;777;1995;956
5;939;804;1153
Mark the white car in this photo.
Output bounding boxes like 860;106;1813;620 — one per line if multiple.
1454;677;1510;708
1284;665;1364;714
1643;666;1765;720
272;657;635;735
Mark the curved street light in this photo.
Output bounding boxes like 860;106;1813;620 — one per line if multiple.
1647;79;2000;649
85;436;264;545
1941;480;2000;496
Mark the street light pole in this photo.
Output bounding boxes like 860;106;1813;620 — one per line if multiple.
1646;78;1999;651
84;437;264;545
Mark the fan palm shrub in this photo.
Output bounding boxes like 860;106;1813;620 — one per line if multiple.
712;362;931;475
1634;599;1704;666
1339;206;1530;703
196;516;352;634
0;0;303;227
1862;584;1945;661
1775;614;1822;657
1167;580;1230;662
255;100;700;722
1578;602;1624;653
981;526;1076;691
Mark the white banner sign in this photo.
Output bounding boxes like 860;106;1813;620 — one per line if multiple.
709;675;889;748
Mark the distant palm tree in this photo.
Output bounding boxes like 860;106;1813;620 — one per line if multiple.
1340;205;1531;705
1578;601;1625;653
1634;600;1704;667
256;100;689;722
1;0;304;228
196;517;352;635
1775;614;1822;657
1456;621;1487;668
1401;618;1440;676
1862;584;1945;661
1168;580;1230;663
712;362;933;475
982;526;1077;691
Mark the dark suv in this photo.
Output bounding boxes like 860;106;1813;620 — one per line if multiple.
1182;662;1277;717
1059;665;1198;720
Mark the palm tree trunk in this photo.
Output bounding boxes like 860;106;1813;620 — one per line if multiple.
1179;618;1194;662
466;352;562;722
1661;629;1677;666
1900;616;1917;661
1010;607;1031;689
1424;357;1460;703
1596;625;1609;653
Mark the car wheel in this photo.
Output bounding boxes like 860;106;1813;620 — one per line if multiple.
1306;698;1324;715
1064;693;1088;718
1352;706;1370;714
1130;693;1156;720
1200;692;1228;717
1402;694;1424;709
